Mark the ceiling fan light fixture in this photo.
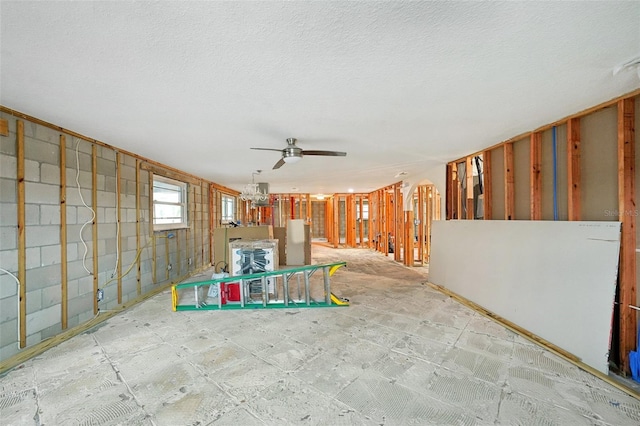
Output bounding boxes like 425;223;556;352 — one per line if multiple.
283;155;301;164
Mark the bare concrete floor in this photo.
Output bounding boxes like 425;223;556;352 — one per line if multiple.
2;245;640;425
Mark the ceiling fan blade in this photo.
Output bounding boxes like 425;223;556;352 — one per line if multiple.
251;147;283;152
272;158;286;169
301;150;347;157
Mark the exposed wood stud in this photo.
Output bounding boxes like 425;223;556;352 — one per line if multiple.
0;118;8;136
116;152;122;304
617;98;636;375
483;151;493;220
135;159;141;295
150;172;156;283
333;195;339;248
446;163;453;220
395;184;402;262
60;135;68;329
16;120;26;348
92;145;98;315
404;210;415;266
530;133;542;220
504;142;515;220
567;118;581;221
466;156;474;219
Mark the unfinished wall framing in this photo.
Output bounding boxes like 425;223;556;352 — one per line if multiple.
444;89;640;375
0;108;215;369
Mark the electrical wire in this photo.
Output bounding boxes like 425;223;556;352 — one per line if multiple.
75;139;96;275
0;267;21;343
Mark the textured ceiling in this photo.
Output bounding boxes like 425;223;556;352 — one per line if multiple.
1;1;639;195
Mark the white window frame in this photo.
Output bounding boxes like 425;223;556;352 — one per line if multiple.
153;175;188;231
221;194;236;224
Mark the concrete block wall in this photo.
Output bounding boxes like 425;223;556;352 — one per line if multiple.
0;111;212;363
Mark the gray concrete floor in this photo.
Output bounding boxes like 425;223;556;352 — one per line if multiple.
2;245;640;425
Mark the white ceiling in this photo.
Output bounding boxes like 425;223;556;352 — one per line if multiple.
2;1;639;195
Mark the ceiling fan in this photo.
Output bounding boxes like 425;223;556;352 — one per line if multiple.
251;138;346;169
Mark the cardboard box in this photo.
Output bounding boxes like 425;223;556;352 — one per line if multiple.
213;225;273;271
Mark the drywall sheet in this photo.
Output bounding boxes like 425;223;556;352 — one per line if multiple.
429;220;621;374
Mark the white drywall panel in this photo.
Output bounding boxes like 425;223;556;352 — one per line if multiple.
429;220;621;374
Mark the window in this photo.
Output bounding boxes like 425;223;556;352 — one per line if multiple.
221;195;236;224
153;175;188;230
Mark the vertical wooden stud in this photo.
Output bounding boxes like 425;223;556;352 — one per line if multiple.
135;159;141;295
504;142;515;220
92;145;98;314
483;151;492;220
466;156;474;219
530;133;542;220
446;163;453;220
150;172;157;283
567;118;581;221
116;152;122;304
617;98;637;374
359;196;364;247
16;120;26;348
395;184;402;262
59;135;68;329
333;195;339;248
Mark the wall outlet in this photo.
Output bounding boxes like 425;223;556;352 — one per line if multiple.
188;258;192;265
167;264;172;271
96;289;104;302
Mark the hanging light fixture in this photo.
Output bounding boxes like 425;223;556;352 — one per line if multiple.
240;170;268;206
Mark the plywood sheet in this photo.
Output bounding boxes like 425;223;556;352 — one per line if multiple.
429;220;621;374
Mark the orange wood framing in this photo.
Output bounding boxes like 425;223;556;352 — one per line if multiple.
60;135;68;329
466;156;474;219
17;120;26;348
617;98;637;375
530;132;542;220
483;151;492;220
504;142;515;220
567;118;581;221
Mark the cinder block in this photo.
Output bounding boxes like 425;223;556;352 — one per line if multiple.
67;259;94;282
41;322;63;340
66;278;79;298
97;158;116;177
0;341;20;362
25;225;59;248
126;180;137;196
122;154;136;167
26;331;42;347
41;244;61;265
98;146;115;161
26;303;60;334
0;178;17;202
65;147;91;172
25;182;59;205
0;248;18;274
66;206;77;225
96;174;106;191
0;135;16;156
26;247;41;269
77;275;94;296
66;243;79;262
0;226;17;251
26;289;42;314
40;204;61;225
40;163;60;185
0;154;16;179
0;295;18;321
25;264;60;290
120;163;136;182
41;284;62;309
104;207;116;223
105;176;116;192
0;318;18;348
0;201;17;224
25;204;39;225
0;273;18;298
121;193;135;209
121;222;136;237
24;137;59;165
97;190;115;207
126;208;138;223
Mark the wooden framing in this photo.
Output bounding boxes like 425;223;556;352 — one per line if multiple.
150;171;156;283
504;142;515;220
567;118;581;221
484;150;492;220
17;120;26;348
404;210;414;266
617;98;637;374
446;163;453;220
530;132;542;220
92;145;99;314
60;135;68;329
136;159;142;295
116;152;123;304
394;184;402;262
466;156;474;219
0;118;8;136
333;195;339;248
